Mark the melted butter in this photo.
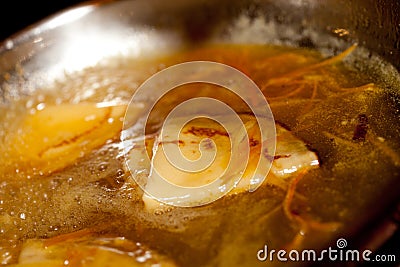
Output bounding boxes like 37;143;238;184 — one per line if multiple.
0;43;399;267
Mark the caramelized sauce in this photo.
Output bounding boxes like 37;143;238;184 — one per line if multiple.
0;44;399;266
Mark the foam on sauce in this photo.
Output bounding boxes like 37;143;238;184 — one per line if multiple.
0;41;400;266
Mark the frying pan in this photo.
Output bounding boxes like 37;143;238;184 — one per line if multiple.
0;0;399;266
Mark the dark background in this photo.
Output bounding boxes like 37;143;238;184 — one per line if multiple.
0;0;87;42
